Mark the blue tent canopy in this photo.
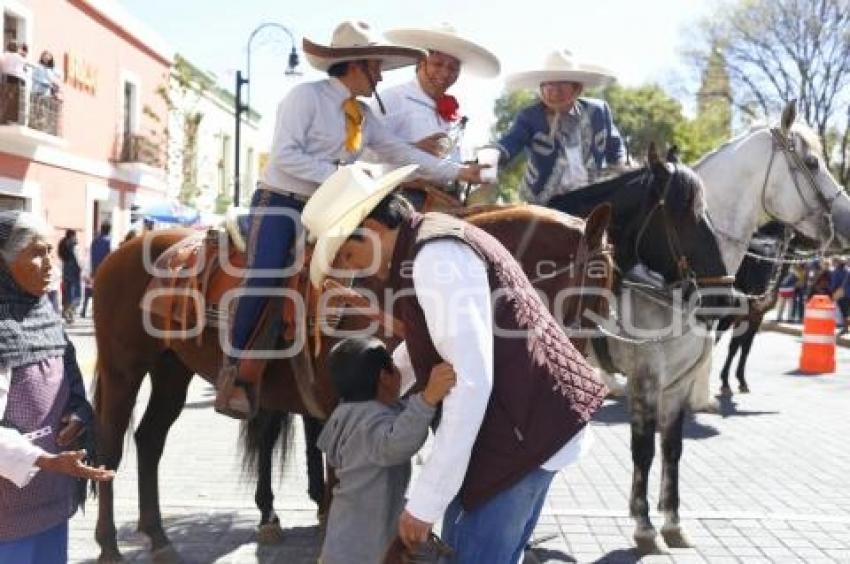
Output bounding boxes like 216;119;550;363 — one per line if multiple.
140;201;200;225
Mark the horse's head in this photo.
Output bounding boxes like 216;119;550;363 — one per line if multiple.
755;101;850;250
634;145;740;318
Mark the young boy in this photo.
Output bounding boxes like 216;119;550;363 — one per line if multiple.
317;337;456;564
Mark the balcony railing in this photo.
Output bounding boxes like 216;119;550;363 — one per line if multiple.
119;133;162;168
0;82;62;136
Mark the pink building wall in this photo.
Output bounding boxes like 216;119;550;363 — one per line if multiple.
0;0;172;247
27;0;170;162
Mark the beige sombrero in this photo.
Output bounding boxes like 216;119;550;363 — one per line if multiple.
506;49;615;92
301;163;418;288
384;23;501;78
303;21;426;72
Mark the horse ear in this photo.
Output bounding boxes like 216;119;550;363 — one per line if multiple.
666;145;680;163
584;203;611;250
781;99;797;133
647;142;661;168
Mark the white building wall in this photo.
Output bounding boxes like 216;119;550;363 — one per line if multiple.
166;63;261;214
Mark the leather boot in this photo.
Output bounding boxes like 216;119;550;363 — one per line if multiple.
214;365;254;419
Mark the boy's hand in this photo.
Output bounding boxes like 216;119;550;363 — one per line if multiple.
422;362;456;406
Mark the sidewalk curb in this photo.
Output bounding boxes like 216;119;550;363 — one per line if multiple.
761;320;850;348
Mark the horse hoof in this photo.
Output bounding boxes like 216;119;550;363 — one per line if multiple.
739;384;750;394
151;544;183;564
719;385;732;397
634;534;665;555
257;520;285;545
661;526;694;549
634;527;663;555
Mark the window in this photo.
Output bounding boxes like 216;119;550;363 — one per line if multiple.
0;193;25;211
3;10;26;48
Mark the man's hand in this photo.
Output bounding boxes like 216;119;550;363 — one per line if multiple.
398;509;432;550
322;279;370;309
457;164;490;184
56;414;85;447
36;450;115;482
414;133;450;157
422;362;457;406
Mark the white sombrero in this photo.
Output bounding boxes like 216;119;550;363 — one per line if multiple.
384;23;500;78
303;20;426;72
505;49;615;92
302;163;418;288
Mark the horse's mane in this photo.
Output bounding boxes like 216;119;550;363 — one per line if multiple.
665;165;706;220
555;166;705;220
694;121;825;168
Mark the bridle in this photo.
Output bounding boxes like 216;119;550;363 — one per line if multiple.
634;163;735;295
710;127;843;260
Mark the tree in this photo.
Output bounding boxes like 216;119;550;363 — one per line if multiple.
696;45;732;141
157;55;210;207
692;0;850;187
599;84;686;162
489;90;536;201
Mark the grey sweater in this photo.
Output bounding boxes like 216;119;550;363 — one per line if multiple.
317;394;435;564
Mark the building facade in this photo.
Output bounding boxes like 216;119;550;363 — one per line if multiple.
165;55;261;218
0;0;171;245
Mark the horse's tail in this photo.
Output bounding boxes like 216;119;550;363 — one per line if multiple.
238;409;294;481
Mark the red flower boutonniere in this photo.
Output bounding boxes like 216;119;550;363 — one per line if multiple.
435;94;460;122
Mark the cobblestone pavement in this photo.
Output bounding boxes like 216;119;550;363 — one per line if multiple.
65;318;850;563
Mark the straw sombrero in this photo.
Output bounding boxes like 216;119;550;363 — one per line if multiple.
303;21;426;72
384;24;500;78
301;164;418;287
506;49;615;92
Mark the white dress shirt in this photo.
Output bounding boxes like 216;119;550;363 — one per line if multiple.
392;239;591;524
261;78;460;196
373;80;462;162
1;51;28;81
0;366;44;488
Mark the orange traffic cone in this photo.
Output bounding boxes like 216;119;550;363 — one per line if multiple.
799;295;836;374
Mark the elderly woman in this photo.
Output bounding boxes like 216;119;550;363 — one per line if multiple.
494;49;625;206
0;210;114;563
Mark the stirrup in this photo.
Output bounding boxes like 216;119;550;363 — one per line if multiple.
214;365;255;419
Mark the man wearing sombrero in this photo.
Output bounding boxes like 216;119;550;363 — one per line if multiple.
301;164;607;562
373;25;499;173
217;21;488;419
495;49;626;206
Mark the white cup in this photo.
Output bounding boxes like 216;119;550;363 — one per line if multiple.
476;147;500;183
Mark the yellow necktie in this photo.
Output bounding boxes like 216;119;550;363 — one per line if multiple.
343;97;363;152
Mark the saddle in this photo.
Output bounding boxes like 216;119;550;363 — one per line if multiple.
140;220;405;418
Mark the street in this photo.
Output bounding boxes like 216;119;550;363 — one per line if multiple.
65;319;850;563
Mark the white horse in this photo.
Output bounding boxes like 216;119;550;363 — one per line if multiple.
594;101;850;554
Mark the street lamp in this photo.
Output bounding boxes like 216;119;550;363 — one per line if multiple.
234;23;301;207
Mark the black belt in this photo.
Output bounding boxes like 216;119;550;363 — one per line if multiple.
279;191;309;204
257;183;310;204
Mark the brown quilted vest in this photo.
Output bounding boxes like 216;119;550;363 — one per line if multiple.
387;212;607;510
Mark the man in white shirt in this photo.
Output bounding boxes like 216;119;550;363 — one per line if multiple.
1;40;28;125
302;166;607;563
217;21;489;418
373;25;500;201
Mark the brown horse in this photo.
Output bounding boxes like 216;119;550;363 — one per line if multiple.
91;203;613;562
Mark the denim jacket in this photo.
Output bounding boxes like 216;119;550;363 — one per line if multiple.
495;97;625;204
